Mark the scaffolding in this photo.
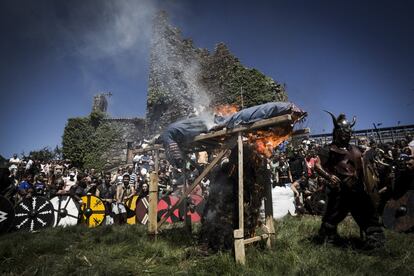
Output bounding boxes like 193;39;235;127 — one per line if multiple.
138;114;308;264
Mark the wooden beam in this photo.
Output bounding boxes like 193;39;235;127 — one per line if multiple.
157;148;231;228
237;132;244;229
234;132;246;265
264;181;275;249
291;128;310;136
192;114;292;142
134;144;163;154
234;229;245;265
148;171;158;235
243;234;270;245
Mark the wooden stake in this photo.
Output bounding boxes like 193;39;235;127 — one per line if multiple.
237;132;244;230
264;182;275;249
148;171;158;235
234;132;246;265
244;233;270;245
234;229;245;265
183;163;192;233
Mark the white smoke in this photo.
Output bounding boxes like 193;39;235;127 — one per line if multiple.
150;13;215;126
78;0;155;60
52;1;214;121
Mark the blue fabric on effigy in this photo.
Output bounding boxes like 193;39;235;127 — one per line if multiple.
160;117;209;167
160;117;209;146
216;102;297;129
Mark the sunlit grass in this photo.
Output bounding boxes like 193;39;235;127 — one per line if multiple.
0;215;412;275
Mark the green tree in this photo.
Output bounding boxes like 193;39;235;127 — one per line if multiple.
29;147;55;162
62;111;118;170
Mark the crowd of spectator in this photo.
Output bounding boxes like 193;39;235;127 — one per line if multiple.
1;134;413;225
269;134;414;215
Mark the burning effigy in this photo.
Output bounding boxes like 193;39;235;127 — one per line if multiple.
160;102;306;165
160;101;306;251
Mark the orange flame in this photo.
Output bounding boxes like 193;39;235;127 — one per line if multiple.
214;104;239;117
247;129;292;158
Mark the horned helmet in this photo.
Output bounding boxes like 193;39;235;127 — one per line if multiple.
325;111;356;147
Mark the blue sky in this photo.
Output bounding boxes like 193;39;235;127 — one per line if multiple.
0;0;413;158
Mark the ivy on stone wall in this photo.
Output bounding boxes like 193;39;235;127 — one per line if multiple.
62;111;118;171
202;43;288;108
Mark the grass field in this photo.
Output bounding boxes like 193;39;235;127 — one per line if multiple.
0;215;413;275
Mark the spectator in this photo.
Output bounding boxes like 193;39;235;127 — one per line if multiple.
96;172;116;225
18;173;34;198
34;174;47;196
113;174;135;224
63;171;77;193
8;154;20;177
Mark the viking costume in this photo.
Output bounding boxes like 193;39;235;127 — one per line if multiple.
315;112;385;247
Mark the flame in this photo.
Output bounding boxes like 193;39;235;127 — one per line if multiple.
214;104;239;117
247;128;292;158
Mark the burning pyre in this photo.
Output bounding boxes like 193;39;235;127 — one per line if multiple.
159;101;306;251
200;144;271;251
200;127;294;251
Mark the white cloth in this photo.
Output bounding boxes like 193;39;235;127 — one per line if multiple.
25;159;33;170
272;186;296;219
111;203;126;214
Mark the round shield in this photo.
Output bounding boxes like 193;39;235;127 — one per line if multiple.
157;195;183;223
50;195;80;227
14;196;55;232
125;195;138;225
80;195;106;228
0;195;15;233
135;196;149;225
184;194;205;223
383;190;414;232
135;195;185;225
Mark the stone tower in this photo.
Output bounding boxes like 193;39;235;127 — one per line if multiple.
92;92;111;113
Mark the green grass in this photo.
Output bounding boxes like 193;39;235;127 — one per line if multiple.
1;216;413;275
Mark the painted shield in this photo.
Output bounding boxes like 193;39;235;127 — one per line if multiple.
50;195;80;227
80;195;106;228
125;195;138;225
184;194;205;223
383;190;414;232
135;195;185;225
157;195;183;223
14;196;55;232
135;196;149;225
0;195;15;233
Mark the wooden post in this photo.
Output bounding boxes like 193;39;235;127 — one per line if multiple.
234;132;245;265
264;182;275;249
237;132;244;230
148;150;159;236
234;229;245;265
184;163;192;233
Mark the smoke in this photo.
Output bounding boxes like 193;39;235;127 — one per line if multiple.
51;0;157;82
150;11;214;126
76;1;155;61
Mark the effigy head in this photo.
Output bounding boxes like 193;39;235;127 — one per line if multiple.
324;110;356;147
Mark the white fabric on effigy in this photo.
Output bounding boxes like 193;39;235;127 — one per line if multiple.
272;186;296;219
